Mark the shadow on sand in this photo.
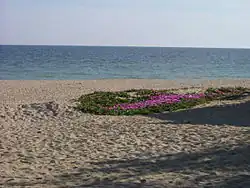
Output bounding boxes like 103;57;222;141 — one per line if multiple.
4;145;250;187
53;98;249;187
146;100;250;127
49;144;250;187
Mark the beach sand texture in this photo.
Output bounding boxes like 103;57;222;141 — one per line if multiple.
1;79;250;188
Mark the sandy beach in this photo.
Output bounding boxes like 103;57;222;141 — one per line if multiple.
1;79;250;188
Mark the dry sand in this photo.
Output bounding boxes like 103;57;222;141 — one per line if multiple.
0;79;250;188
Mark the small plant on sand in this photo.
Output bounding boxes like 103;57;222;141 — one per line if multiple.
205;86;248;99
75;87;248;115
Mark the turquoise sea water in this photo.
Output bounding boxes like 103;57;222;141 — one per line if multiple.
0;45;250;80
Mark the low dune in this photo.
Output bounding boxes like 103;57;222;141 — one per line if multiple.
1;79;250;188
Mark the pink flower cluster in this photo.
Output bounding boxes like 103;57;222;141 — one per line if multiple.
109;93;205;110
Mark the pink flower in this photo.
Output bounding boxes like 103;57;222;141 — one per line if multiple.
108;93;205;110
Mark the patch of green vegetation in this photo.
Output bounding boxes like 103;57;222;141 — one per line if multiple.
75;90;148;115
75;87;249;116
205;86;248;100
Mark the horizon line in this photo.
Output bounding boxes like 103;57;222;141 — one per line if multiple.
1;44;250;50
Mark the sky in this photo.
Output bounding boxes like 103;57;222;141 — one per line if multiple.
1;0;250;48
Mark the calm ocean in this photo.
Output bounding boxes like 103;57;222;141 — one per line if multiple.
0;45;250;80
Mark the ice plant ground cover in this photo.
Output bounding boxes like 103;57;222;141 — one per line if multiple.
75;87;249;115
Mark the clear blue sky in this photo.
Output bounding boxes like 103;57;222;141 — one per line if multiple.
1;0;250;48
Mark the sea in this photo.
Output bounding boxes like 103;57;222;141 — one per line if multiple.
0;45;250;80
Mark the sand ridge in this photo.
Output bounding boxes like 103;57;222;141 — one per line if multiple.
1;79;250;104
